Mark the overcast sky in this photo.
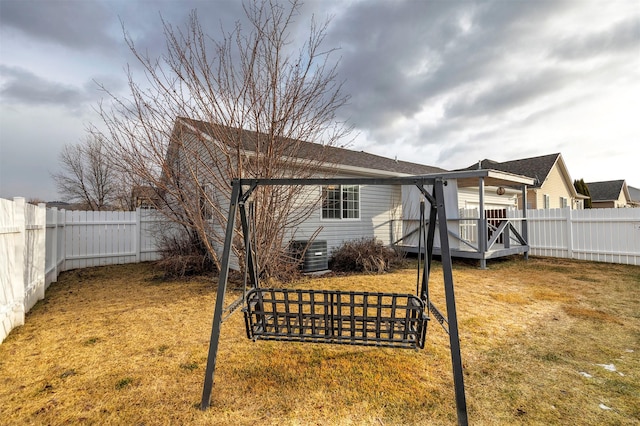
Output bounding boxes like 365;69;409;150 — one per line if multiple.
1;0;639;201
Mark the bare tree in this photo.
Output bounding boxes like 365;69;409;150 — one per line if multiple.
96;0;351;278
52;134;122;211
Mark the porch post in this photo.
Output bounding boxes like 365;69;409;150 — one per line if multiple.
478;177;487;269
521;185;529;260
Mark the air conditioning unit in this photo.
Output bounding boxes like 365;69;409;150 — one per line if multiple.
290;240;328;272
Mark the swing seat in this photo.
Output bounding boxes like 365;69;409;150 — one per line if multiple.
243;288;428;349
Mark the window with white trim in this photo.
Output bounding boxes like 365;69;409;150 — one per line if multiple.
560;197;568;208
322;185;360;219
543;194;550;209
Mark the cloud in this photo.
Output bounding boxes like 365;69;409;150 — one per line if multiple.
0;65;107;110
0;0;117;51
325;0;568;131
552;15;640;60
1;0;639;200
442;69;574;121
326;0;638;176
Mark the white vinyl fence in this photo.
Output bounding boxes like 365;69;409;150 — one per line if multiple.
1;200;165;343
1;198;46;344
45;208;164;281
3;198;639;343
508;207;640;265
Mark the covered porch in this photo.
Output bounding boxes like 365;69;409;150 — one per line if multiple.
395;169;535;268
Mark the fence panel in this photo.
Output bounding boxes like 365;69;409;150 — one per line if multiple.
536;208;569;259
1;198;46;343
139;209;165;262
49;208;165;273
1;198;24;343
570;208;640;265
508;207;640;265
63;210;138;270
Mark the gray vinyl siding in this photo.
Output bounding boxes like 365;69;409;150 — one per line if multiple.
401;181;460;249
179;131;241;269
178;132;403;261
287;178;403;254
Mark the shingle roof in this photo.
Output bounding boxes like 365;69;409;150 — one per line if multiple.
586;180;625;202
458;153;560;188
179;117;445;176
629;186;640;202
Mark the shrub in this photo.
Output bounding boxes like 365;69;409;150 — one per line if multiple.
329;238;404;274
155;231;216;278
259;249;303;284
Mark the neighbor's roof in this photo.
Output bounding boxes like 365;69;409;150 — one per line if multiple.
629;186;640;202
458;153;561;188
177;117;446;176
586;180;627;202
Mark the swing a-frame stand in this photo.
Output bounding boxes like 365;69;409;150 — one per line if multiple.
200;175;469;426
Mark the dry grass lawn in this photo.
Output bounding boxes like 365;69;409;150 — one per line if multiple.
1;257;638;425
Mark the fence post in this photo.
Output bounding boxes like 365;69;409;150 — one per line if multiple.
60;209;66;272
34;203;46;301
49;207;58;286
135;208;141;263
565;207;573;259
12;197;26;328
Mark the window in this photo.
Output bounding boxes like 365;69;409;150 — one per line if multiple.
200;183;214;220
560;197;568;208
543;194;550;209
322;185;359;219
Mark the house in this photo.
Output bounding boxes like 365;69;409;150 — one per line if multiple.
167;117;446;255
166;117;533;266
458;153;587;210
586;180;636;208
629;186;640;207
131;185;162;209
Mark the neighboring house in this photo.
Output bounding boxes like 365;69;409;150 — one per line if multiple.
458;153;587;210
46;201;71;209
131;185;162;209
586;180;635;208
629;186;640;207
45;201;99;211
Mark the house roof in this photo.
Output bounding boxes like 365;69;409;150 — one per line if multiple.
178;117;446;176
629;186;640;202
458;153;561;188
586;180;627;202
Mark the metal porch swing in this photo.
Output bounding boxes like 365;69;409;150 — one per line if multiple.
200;175;469;426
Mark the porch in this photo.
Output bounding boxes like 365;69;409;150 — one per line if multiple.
397;217;530;265
396;169;535;268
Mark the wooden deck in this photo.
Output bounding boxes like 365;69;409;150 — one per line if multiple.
398;243;529;261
